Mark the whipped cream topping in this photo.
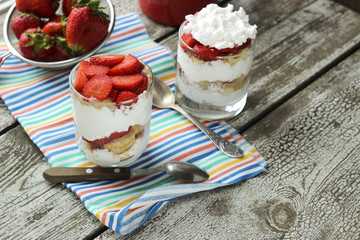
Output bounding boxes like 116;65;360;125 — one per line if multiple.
183;4;257;49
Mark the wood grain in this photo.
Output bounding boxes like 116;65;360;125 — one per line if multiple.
96;41;360;240
0;126;105;239
1;0;360;239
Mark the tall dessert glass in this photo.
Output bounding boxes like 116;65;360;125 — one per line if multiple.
175;4;256;120
69;57;153;167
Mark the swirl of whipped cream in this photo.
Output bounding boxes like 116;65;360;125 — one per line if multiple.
183;4;257;49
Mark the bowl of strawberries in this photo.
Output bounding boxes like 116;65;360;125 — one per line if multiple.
1;0;115;70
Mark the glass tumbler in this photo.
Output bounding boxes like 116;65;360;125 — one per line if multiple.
69;57;153;167
175;20;255;120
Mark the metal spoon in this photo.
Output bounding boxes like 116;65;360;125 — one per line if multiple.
152;76;244;158
43;161;209;183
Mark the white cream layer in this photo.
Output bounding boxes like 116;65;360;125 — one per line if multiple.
72;93;152;141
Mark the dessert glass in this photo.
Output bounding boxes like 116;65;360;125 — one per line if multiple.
69;58;153;167
175;21;255;120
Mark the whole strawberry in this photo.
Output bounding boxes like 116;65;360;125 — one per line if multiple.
66;0;109;54
11;13;43;39
62;0;77;16
19;28;55;61
15;0;59;18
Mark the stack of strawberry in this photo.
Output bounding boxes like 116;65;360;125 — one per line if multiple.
180;33;251;61
73;54;149;107
11;0;109;61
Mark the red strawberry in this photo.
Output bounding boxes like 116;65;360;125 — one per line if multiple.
82;75;112;100
66;0;109;54
111;73;143;91
62;0;77;16
108;89;118;102
116;91;138;107
49;44;70;61
83;63;110;78
49;14;62;22
89;55;125;67
19;28;55;61
15;0;59;18
73;61;90;92
83;127;131;149
133;75;148;95
43;21;63;36
192;44;224;61
108;54;144;76
11;13;43;39
180;33;199;49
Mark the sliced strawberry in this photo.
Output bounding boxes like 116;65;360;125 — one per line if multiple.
133;75;148;95
108;54;144;76
116;90;138;107
108;89;118;102
181;33;199;49
83;127;131;149
192;44;224;61
82;75;112;100
73;69;88;92
83;63;110;78
111;73;143;91
89;55;125;67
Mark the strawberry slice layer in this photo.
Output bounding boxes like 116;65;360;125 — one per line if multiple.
89;55;126;67
82;75;113;100
108;54;144;76
73;61;91;92
111;73;143;91
133;75;148;95
192;44;224;61
116;90;138;107
83;127;132;149
181;33;199;49
83;63;110;78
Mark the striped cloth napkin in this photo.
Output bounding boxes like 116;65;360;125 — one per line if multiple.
0;13;267;235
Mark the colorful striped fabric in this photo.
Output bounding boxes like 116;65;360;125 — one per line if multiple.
0;13;267;235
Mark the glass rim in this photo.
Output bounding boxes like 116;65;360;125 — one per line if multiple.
69;54;154;104
178;20;256;59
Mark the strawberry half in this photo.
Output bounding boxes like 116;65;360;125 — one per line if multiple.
83;63;110;78
89;55;126;67
82;75;112;100
180;33;199;49
116;91;138;107
73;63;89;92
108;89;118;102
108;54;144;76
111;73;143;91
133;75;148;95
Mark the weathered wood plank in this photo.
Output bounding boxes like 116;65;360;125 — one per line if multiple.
0;125;105;239
96;40;360;240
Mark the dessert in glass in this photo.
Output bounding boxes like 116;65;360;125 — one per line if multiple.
175;4;257;120
69;54;153;167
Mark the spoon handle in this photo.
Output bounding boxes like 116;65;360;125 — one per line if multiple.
173;105;244;158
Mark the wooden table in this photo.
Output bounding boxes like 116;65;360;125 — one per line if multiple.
1;0;359;239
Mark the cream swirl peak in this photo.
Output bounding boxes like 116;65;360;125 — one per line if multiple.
183;4;257;49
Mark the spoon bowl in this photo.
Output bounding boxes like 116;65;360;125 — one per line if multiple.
152;76;244;158
163;161;209;182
